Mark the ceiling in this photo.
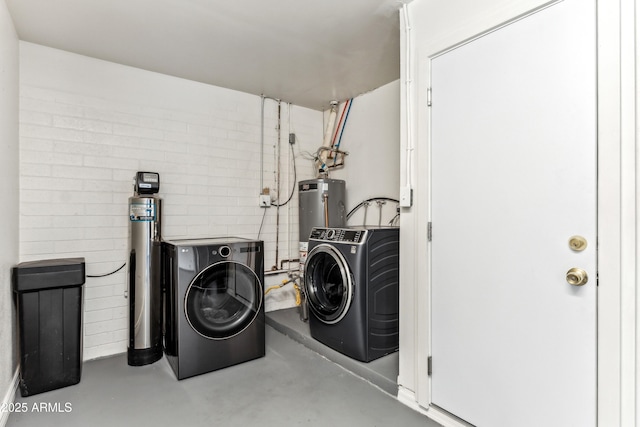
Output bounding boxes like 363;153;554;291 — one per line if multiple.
6;0;407;111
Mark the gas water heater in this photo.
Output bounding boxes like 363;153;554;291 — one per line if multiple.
298;178;346;244
127;172;162;366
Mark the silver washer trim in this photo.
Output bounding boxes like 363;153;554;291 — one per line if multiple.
184;260;263;340
304;243;353;325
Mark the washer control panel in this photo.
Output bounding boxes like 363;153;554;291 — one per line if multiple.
309;227;366;244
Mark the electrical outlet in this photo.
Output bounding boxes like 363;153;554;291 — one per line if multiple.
259;194;271;208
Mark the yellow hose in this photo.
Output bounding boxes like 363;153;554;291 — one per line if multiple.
293;283;302;306
264;284;282;295
264;278;293;295
264;278;302;306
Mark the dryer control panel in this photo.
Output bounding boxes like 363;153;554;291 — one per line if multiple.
309;227;366;244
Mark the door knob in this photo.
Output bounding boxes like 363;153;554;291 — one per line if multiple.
566;268;588;286
568;236;588;252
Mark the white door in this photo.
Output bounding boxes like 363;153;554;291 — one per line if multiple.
430;1;596;426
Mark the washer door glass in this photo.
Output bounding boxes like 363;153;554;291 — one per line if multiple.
185;261;262;339
304;244;352;324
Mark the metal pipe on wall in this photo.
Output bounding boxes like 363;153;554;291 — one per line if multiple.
260;96;264;193
287;103;293;275
274;101;282;270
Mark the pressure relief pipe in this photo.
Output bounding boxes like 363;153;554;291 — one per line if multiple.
323;192;329;227
319;101;338;173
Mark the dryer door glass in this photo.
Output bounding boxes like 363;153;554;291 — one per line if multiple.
304;244;352;324
185;261;262;339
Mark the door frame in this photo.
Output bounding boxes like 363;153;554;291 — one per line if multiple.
397;1;638;426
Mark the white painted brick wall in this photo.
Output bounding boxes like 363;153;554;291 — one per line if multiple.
0;1;19;416
19;44;322;360
327;81;401;227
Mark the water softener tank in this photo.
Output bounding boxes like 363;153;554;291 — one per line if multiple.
127;172;163;366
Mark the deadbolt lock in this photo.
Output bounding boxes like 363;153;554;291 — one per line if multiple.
568;236;588;252
566;268;588;286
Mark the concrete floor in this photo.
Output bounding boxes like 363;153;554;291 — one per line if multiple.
265;307;399;395
7;311;440;427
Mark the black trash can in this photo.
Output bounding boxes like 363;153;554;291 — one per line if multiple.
12;258;85;397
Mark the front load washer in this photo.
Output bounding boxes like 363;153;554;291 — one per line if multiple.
304;226;399;362
163;237;264;380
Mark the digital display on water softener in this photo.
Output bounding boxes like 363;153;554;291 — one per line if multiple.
135;172;160;195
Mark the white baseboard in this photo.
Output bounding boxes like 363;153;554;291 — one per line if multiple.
0;368;19;427
426;406;473;427
397;386;431;415
396;385;471;427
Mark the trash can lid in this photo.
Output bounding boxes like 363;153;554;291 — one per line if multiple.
13;257;86;292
